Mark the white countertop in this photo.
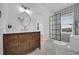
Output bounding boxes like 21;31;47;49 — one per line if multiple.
3;30;40;34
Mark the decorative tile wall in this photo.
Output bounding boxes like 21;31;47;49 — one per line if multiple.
54;3;79;35
49;3;79;41
49;13;61;40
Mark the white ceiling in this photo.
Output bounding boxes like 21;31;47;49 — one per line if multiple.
20;3;75;15
41;3;75;13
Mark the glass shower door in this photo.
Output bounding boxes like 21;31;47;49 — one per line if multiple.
49;13;61;41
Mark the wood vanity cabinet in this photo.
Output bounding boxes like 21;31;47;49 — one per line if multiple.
3;32;40;55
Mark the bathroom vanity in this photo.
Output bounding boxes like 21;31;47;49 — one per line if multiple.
3;31;40;55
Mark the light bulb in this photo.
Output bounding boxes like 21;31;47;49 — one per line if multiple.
19;6;25;12
25;9;31;15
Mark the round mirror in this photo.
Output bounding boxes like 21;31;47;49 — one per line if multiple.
18;12;31;29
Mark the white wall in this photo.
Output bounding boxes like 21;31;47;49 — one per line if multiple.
0;3;8;55
30;4;50;40
19;3;50;40
0;4;3;55
5;4;37;32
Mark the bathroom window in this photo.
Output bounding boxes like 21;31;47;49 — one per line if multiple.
61;13;73;33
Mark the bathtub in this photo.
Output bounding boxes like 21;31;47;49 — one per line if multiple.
69;35;79;52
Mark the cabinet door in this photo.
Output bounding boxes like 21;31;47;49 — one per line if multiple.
34;32;40;49
29;38;36;51
3;35;8;55
34;32;40;40
25;33;34;53
18;34;31;54
3;34;19;55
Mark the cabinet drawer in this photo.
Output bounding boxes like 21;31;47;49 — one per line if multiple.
4;34;18;40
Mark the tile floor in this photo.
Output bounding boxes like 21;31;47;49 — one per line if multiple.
54;40;79;55
28;40;79;55
28;40;56;55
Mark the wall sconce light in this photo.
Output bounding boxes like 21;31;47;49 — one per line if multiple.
19;5;31;14
21;5;30;10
